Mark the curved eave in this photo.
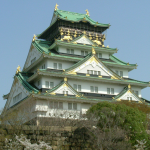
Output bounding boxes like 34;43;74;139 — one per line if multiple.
110;55;137;67
16;73;39;93
27;71;150;88
54;9;110;27
50;40;117;53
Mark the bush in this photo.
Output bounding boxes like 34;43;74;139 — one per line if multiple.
87;102;150;148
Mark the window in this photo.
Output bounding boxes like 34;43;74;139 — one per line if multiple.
85;51;88;56
96;53;102;58
111;88;114;94
54;63;57;69
107;88;110;94
127;97;132;100
94;71;97;75
81;50;88;56
73;84;77;90
58;63;62;69
31;57;36;64
67;49;74;54
135;91;138;96
42;64;45;69
59;102;63;109
54;102;58;109
53;63;62;70
50;82;54;88
13;92;22;103
71;49;74;54
49;101;63;109
38;80;40;86
87;70;101;76
68;103;72;110
90;86;98;93
116;70;118;75
63;91;68;95
107;88;114;94
68;103;77;110
120;71;123;77
73;84;81;91
81;51;84;56
73;103;77;110
95;87;98;93
45;81;54;88
78;85;81;92
45;81;49;88
90;86;94;92
67;49;70;54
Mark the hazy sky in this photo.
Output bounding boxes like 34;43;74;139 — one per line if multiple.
0;0;150;109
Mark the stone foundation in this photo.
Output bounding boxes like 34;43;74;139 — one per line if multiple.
0;125;93;150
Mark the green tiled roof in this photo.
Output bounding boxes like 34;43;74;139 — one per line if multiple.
65;53;92;72
54;9;110;27
45;79;82;97
110;55;136;66
113;86;128;100
32;40;52;54
49;40;117;52
16;72;39;93
37;69;149;85
33;40;136;68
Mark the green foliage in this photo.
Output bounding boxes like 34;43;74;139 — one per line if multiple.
87;102;150;147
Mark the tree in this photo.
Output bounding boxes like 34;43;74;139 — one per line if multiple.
86;102;150;149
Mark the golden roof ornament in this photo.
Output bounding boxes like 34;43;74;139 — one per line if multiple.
85;9;90;16
32;34;36;42
128;84;131;89
16;65;21;74
64;77;67;82
54;3;59;11
92;47;96;55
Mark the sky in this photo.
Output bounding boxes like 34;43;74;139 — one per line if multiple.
0;0;150;109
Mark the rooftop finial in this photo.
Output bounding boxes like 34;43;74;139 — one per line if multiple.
55;3;59;11
85;9;90;17
32;34;36;42
92;47;96;55
64;77;67;82
128;84;131;89
16;65;21;74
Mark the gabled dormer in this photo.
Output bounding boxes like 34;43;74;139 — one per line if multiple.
65;48;122;80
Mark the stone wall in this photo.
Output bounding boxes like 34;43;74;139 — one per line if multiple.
0;125;93;150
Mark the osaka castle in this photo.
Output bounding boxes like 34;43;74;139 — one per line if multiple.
2;4;150;123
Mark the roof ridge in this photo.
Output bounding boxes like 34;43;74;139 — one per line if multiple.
56;9;85;16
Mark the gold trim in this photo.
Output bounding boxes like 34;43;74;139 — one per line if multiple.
92;47;96;54
64;77;67;82
86;74;90;76
85;9;90;16
50;92;56;95
54;3;59;11
98;76;102;78
128;84;131;89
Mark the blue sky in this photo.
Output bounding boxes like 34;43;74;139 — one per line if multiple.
0;0;150;109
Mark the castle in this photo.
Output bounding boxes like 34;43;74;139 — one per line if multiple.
2;4;150;124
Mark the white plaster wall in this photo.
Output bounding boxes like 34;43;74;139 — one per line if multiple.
68;79;125;95
131;86;142;97
111;67;129;78
47;59;75;70
120;92;140;101
58;46;110;59
77;64;109;76
24;48;41;69
41;76;62;89
9;82;28;108
55;86;74;95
